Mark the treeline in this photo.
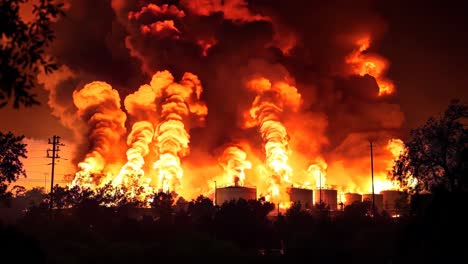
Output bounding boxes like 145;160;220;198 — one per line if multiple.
1;187;467;263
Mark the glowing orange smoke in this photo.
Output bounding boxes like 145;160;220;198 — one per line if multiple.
197;37;217;57
111;81;159;195
180;0;268;23
346;36;395;96
370;138;406;193
140;20;181;38
307;157;328;188
71;81;127;188
151;71;208;193
128;3;185;20
219;145;252;186
244;77;301;202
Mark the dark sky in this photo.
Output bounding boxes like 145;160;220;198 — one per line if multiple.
377;1;468;132
0;0;467;141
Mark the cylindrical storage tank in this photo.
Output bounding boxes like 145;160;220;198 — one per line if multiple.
314;189;338;210
288;187;313;209
216;186;256;205
381;190;408;211
362;193;383;211
344;193;362;207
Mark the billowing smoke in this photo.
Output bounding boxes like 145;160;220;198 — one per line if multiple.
345;35;394;96
151;71;208;193
112;80;158;191
218;145;252;186
243;77;301;201
72;81;127;187
40;0;409;204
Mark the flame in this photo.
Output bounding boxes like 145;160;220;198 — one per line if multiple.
244;77;301;203
113;121;154;190
71;81;127;188
346;35;395;96
219;145;252;186
366;138;406;193
387;138;404;158
70;70;207;200
307;157;327;188
151;71;208;193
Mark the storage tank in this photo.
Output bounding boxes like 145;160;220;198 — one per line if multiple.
314;189;338;210
344;193;363;207
288;187;313;209
362;193;383;211
381;190;408;211
216;186;256;205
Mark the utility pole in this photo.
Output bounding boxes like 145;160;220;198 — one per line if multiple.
370;141;375;217
214;180;217;206
47;135;64;209
319;171;322;205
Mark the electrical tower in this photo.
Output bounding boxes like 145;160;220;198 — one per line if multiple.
47;135;64;209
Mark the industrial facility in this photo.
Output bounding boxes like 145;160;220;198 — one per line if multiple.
214;184;409;216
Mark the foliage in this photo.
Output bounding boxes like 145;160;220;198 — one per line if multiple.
49;184;145;209
391;100;468;193
0;0;65;108
0;131;27;196
150;192;174;224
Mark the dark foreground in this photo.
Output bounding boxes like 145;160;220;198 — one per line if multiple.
1;189;467;263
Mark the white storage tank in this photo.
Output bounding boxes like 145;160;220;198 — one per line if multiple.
362;193;384;211
216;186;256;205
381;190;408;212
344;193;363;207
288;187;313;209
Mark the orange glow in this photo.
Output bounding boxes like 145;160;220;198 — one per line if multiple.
180;0;269;23
70;70;207;198
140;20;181;38
71;81;127;188
346;35;395;96
68;70;405;209
218;145;252;186
307;158;327;188
128;3;185;20
197;37;217;57
151;71;208;193
243;77;301;204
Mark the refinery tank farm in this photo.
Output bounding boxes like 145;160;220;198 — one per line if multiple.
213;183;409;215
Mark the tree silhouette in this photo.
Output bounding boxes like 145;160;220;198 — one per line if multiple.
150;192;174;224
187;195;215;232
0;0;65;108
0;131;27;197
391;100;467;193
